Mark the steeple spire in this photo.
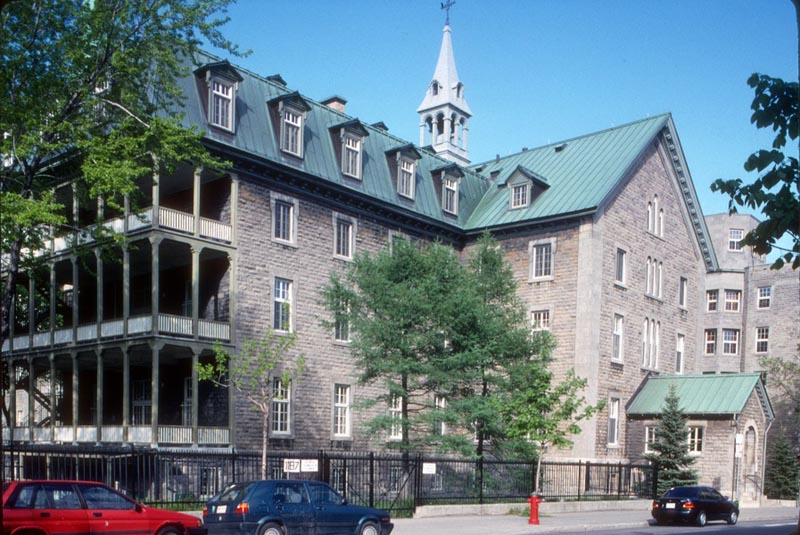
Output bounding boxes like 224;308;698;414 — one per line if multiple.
417;13;471;165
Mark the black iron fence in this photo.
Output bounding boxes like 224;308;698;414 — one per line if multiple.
1;443;656;515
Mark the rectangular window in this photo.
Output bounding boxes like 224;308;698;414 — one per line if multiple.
722;329;739;355
607;398;620;445
388;396;402;440
688;426;704;453
724;289;742;312
531;309;550;331
704;329;717;355
642;318;659;369
612;314;624;362
755;327;769;353
757;286;772;309
271;379;291;435
728;228;744;251
281;108;303;156
511;184;528;208
343;135;362;178
615;249;626;284
334;303;350;342
531;242;553;279
274;200;293;243
333;384;351;437
334;218;353;259
644;426;656;453
675;334;685;374
706;290;718;312
273;278;292;332
679;277;688;307
398;159;415;198
211;79;233;130
443;178;458;214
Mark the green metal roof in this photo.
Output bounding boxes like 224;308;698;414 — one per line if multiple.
627;373;772;417
465;115;670;229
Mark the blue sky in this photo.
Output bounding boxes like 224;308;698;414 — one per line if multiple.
212;0;797;229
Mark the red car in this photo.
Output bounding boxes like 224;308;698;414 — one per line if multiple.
2;480;206;535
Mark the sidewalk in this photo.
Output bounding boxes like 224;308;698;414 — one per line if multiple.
390;505;799;535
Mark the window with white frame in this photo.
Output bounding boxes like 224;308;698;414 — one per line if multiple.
704;329;717;355
647;195;662;236
688;426;704;453
271;195;298;246
679;277;688;308
280;106;304;157
644;426;657;453
334;301;350;343
271;378;291;435
728;228;744;251
675;334;685;374
755;327;769;353
607;398;620;445
342;134;362;179
531;309;550;331
210;79;234;130
757;286;772;309
273;278;292;332
334;217;354;260
397;158;415;199
530;241;554;280
612;314;624;362
706;290;718;312
641;317;659;369
615;248;627;284
433;395;447;436
442;177;459;214
511;183;529;209
645;257;663;298
389;395;402;440
724;289;742;312
333;384;351;438
722;329;739;355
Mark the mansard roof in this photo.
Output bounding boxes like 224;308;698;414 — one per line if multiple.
176;51;716;264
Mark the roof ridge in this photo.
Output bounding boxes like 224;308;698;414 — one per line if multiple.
470;113;671;168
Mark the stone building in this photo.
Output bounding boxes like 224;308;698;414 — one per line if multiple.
1;19;785;496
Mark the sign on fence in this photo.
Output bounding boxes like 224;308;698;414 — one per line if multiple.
422;462;437;475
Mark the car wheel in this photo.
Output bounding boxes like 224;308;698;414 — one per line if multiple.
695;510;707;527
156;527;182;535
358;521;380;535
727;511;738;525
259;522;284;535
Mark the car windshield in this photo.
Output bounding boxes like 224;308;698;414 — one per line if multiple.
218;483;255;502
663;487;699;498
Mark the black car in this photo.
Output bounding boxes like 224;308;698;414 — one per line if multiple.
203;480;393;535
651;485;739;527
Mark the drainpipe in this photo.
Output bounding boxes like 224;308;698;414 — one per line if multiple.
760;417;773;506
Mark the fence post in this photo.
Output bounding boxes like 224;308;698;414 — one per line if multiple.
412;453;421;512
368;451;374;507
478;456;484;505
617;462;622;498
577;460;582;501
651;463;659;499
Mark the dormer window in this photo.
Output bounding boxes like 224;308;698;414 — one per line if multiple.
511;183;529;209
211;79;234;130
331;119;370;180
343;134;362;179
443;177;458;214
194;61;243;133
280;104;304;157
398;158;415;198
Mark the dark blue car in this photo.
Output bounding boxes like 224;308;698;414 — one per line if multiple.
651;485;739;527
203;480;393;535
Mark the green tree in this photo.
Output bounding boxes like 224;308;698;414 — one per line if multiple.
497;333;603;492
764;432;800;500
321;238;470;452
1;0;242;345
444;234;548;458
710;73;799;269
644;384;698;495
197;331;305;479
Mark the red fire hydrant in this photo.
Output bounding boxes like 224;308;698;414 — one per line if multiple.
528;493;542;525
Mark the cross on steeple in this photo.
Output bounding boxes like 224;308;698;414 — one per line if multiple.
441;0;456;25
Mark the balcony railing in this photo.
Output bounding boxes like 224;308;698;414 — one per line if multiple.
5;425;231;446
3;313;230;352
